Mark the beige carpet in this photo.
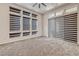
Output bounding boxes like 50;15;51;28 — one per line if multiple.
0;37;79;56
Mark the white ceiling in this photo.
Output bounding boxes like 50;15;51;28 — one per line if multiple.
17;3;64;14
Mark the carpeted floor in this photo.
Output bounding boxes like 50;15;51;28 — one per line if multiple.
0;37;79;56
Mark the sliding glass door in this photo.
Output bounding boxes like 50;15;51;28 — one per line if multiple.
48;13;77;42
55;16;64;39
48;16;64;39
48;18;56;38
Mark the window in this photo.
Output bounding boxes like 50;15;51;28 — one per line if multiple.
9;6;38;38
32;14;37;18
23;11;30;16
9;32;21;38
48;13;55;18
23;32;30;36
23;17;30;30
32;19;37;30
65;7;77;14
9;7;21;38
64;13;77;42
10;7;21;14
56;10;64;16
10;14;20;31
32;31;37;35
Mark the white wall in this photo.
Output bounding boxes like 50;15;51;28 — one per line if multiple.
0;3;43;44
42;14;48;37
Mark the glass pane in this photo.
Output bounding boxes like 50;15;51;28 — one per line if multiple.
23;11;30;16
10;14;20;31
32;31;37;35
10;33;21;38
32;14;37;18
32;19;37;30
23;32;30;36
23;17;30;30
10;7;21;14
